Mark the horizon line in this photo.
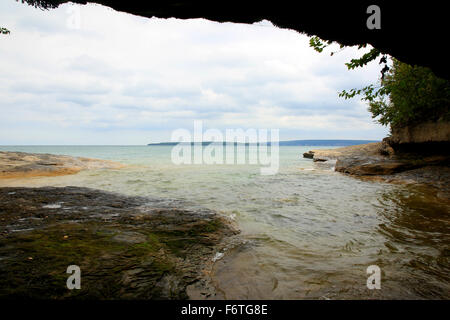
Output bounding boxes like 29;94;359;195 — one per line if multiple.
0;139;380;147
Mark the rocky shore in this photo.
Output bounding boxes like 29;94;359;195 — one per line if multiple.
0;151;124;179
303;142;450;198
0;186;239;299
0;151;240;299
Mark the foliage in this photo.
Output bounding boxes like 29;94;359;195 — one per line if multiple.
17;0;57;10
0;27;10;35
309;36;335;53
309;36;450;128
309;36;389;79
367;60;450;127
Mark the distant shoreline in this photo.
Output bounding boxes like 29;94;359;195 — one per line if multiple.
147;140;379;147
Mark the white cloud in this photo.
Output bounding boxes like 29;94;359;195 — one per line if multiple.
0;1;388;144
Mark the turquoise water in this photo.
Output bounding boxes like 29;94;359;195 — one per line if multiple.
0;145;449;299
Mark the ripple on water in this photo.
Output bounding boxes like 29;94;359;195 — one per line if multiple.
1;146;448;299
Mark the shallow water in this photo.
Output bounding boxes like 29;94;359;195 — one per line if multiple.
0;145;449;299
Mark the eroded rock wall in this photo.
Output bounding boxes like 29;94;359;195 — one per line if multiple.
387;122;450;155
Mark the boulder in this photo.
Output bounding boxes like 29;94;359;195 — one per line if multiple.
302;151;314;159
335;157;416;175
378;138;395;156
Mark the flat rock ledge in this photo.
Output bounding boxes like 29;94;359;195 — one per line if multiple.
0;151;124;179
0;187;239;299
303;142;450;197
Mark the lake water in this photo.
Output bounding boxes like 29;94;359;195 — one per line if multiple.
0;145;449;299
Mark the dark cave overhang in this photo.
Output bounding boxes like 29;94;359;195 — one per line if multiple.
18;0;450;80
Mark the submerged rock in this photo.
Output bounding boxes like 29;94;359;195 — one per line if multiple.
0;187;239;299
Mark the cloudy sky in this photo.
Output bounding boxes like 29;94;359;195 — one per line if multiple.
0;1;388;145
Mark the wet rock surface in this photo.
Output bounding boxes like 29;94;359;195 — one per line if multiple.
0;187;239;299
335;157;418;175
303;143;450;198
302;151;314;159
335;155;449;175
